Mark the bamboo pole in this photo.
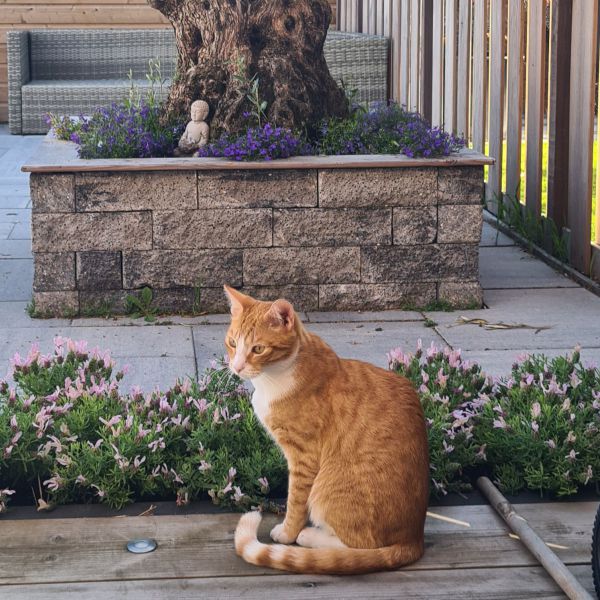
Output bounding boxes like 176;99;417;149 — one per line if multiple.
477;477;593;600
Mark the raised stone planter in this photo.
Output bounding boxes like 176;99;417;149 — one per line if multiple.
23;136;492;316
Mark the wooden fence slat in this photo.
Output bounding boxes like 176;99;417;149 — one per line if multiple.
456;0;471;138
486;0;505;207
443;0;457;132
505;0;525;200
431;0;444;126
525;0;547;216
567;0;597;273
471;0;487;153
421;0;433;121
399;0;410;106
409;0;421;111
547;0;572;231
391;0;402;100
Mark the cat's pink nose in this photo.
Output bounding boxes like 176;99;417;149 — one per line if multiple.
231;356;246;374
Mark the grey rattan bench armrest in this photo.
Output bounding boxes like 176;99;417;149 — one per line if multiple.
7;31;30;134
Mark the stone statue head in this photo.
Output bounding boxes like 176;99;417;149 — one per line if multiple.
191;100;209;122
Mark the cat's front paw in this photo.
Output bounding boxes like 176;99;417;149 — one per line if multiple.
270;523;296;544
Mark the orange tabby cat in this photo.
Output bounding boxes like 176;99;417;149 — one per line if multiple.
224;285;429;575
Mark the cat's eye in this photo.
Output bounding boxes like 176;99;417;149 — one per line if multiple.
252;345;265;354
228;337;237;348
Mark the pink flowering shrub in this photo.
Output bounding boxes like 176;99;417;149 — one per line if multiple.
388;341;493;497
0;338;285;513
475;349;600;496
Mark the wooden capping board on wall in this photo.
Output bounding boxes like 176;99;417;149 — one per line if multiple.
567;0;597;274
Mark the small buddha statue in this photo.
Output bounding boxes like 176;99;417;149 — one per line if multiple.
175;100;210;156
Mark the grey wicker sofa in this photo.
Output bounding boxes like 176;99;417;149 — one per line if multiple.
8;28;388;135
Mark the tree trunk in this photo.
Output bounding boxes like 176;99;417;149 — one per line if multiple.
148;0;349;137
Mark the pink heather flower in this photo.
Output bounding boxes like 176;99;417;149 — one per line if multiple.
448;350;461;369
435;369;448;388
23;395;34;409
3;445;13;459
75;474;87;485
566;431;577;444
193;398;208;413
566;449;579;462
133;455;146;469
198;460;212;472
516;352;529;363
476;444;487;461
258;477;269;493
493;416;507;430
8;388;16;404
222;482;233;495
531;421;539;433
426;341;438;359
44;475;63;492
0;489;16;497
520;373;534;388
9;415;18;430
432;478;447;496
584;465;593;485
442;440;454;454
45;388;61;403
99;415;122;428
170;469;183;485
91;484;106;499
87;439;102;451
531;402;541;419
421;370;430;384
232;486;245;503
176;490;190;507
569;372;581;388
55;455;72;467
419;384;429;394
545;439;556;450
593;400;600;411
561;398;571;411
228;467;237;481
505;378;515;389
180;379;192;395
148;438;165;453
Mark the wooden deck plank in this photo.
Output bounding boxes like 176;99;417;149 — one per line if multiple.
3;565;595;599
0;503;595;586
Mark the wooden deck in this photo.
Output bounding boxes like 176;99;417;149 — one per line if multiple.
0;502;596;599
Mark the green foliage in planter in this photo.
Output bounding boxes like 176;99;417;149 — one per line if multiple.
0;338;285;512
475;349;600;496
389;341;492;497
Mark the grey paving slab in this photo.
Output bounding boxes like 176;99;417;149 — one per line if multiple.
0;239;32;258
305;321;446;368
8;221;31;239
0;196;31;209
306;310;423;323
192;325;229;372
0;208;30;223
480;222;515;247
427;287;600;351
0;223;14;239
117;356;198;392
0;258;33;300
462;347;600;379
0;301;70;328
0;324;195;363
479;246;579;289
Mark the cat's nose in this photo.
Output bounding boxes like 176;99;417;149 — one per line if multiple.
231;357;246;374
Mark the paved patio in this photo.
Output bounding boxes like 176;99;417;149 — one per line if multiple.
1;126;599;598
2;126;599;390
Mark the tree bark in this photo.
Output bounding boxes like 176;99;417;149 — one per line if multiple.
148;0;349;137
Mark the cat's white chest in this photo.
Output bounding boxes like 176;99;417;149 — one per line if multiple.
250;367;296;426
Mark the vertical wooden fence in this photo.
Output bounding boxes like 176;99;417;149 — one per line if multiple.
337;0;600;279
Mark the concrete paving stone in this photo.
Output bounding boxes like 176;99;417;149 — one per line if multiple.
0;258;33;300
192;325;229;372
427;287;600;351
479;246;579;289
305;321;447;368
0;196;31;209
0;223;14;239
0;208;30;223
0;301;69;328
306;310;424;323
9;219;32;240
0;324;195;364
480;222;515;247
116;356;198;392
461;347;600;379
0;239;32;258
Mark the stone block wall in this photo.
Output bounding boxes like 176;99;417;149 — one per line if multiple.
30;165;483;316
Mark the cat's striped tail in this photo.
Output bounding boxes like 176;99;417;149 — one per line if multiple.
234;511;423;575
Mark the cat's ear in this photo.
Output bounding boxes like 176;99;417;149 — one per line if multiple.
223;285;253;318
265;299;295;331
